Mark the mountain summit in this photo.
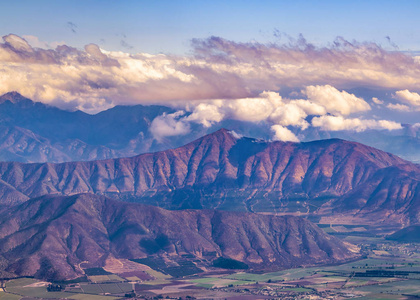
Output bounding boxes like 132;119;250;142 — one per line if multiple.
0;91;35;105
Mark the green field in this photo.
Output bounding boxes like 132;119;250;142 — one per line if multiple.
88;274;125;283
355;279;420;296
6;286;76;299
189;277;253;287
0;291;21;300
68;294;119;300
4;278;38;287
144;269;171;280
224;266;321;282
79;284;103;294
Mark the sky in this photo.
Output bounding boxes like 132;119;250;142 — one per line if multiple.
1;0;420;54
0;0;419;142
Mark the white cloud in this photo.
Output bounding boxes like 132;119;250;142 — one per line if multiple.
288;99;327;116
271;125;299;142
312;115;402;132
225;94;278;122
372;97;384;105
149;111;191;142
303;85;371;115
148;87;402;141
22;35;65;49
183;91;311;131
394;89;420;108
270;103;309;129
185;102;225;127
386;103;411;112
3;34;33;52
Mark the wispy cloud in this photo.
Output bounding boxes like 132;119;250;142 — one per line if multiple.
387;103;411;112
311;115;402;132
67;22;77;34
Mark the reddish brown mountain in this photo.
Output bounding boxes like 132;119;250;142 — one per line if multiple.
0;193;358;280
0;129;418;223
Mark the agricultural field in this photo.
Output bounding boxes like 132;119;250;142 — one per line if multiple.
87;275;125;283
0;291;21;300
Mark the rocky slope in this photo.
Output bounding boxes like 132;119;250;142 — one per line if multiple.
0;129;418;224
0;193;358;280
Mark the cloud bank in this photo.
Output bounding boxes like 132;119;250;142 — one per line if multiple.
0;33;416;141
149;87;400;142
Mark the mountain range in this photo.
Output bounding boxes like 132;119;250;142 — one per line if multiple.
0;91;418;282
0;128;418;225
1;91;419;164
0;193;358;280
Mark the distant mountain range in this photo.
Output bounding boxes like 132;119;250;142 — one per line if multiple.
0;91;419;163
0;91;174;162
0;193;358;280
0;128;418;225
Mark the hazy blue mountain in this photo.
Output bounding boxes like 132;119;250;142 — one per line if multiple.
0;92;174;162
295;124;420;164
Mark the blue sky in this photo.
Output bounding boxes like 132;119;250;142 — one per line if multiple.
1;0;420;54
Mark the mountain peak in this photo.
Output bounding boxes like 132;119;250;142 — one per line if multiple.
191;128;243;149
206;128;243;140
0;91;33;104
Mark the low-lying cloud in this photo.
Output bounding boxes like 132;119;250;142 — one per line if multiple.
149;111;191;142
312;115;402;132
394;89;420;109
148;87;402;141
303;85;371;115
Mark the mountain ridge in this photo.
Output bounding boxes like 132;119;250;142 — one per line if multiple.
0;128;418;224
